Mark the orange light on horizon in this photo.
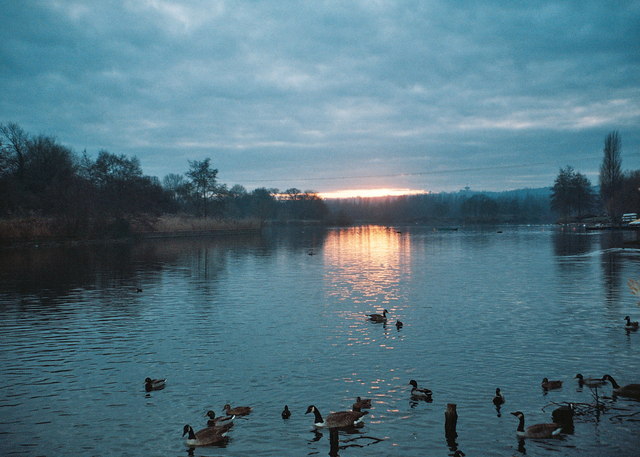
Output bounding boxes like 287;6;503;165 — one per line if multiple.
319;188;428;199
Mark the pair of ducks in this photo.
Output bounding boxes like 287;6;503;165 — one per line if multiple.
572;373;640;398
368;309;403;329
183;404;252;446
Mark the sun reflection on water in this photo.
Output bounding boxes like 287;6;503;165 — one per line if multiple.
323;225;412;350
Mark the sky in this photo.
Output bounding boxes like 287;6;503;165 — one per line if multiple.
1;1;639;196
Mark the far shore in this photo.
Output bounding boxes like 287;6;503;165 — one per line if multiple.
0;215;264;248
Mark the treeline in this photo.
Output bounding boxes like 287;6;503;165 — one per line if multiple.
3;122;636;240
327;189;553;225
0;122;328;237
550;131;640;223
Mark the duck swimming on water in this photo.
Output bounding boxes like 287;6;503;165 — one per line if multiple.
510;411;563;439
205;410;234;427
624;316;639;330
541;378;562;390
575;373;606;388
409;379;432;400
223;403;252;416
368;309;388;322
144;377;166;392
305;405;367;428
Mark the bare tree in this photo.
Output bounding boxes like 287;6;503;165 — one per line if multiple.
599;131;623;220
0;122;29;179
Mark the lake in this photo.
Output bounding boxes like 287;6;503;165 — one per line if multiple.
1;225;639;457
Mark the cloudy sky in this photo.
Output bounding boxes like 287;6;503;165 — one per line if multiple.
2;1;639;195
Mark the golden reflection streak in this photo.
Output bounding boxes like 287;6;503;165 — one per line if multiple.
323;225;412;322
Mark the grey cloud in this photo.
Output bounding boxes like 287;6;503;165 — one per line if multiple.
1;0;639;193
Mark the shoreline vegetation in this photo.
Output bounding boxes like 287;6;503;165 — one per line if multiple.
2;123;638;248
0;215;263;247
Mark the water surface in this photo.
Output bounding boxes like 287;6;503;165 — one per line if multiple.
1;226;639;456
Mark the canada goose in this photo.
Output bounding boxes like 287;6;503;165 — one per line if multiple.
223;403;252;416
204;410;234;427
182;424;230;446
368;309;388;322
551;404;575;433
144;377;166;392
352;396;372;410
602;374;640;399
510;411;562;438
624;316;639;330
305;405;366;428
541;378;562;390
395;320;403;329
281;405;291;419
575;373;606;387
492;388;505;406
409;379;433;400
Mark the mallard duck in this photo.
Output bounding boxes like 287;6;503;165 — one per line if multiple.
624;316;639;330
144;377;166;392
492;388;505;406
281;405;291;419
352;396;372;410
223;403;252;416
204;410;234;427
510;411;562;438
602;374;640;398
395;320;403;329
409;379;432;399
305;405;366;428
368;309;388;322
575;373;606;387
182;424;230;446
541;378;562;390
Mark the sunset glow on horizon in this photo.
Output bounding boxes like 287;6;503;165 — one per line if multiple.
319;188;428;199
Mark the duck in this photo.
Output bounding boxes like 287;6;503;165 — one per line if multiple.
541;378;562;390
492;388;505;406
368;309;388;322
409;379;433;400
510;411;562;439
204;410;234;427
601;374;640;399
352;396;372;410
395;320;403;329
281;405;291;419
223;403;252;416
305;405;366;428
182;424;230;446
144;377;166;392
624;316;639;330
575;373;606;388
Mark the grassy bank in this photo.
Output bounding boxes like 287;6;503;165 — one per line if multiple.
0;215;262;244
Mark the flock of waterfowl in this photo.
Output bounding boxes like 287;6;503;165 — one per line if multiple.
143;310;639;452
365;309;640;449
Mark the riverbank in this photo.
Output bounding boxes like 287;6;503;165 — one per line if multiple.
0;215;263;247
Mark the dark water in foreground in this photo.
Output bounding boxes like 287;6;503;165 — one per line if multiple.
1;225;639;457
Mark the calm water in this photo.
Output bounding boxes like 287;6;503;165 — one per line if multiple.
1;225;639;457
